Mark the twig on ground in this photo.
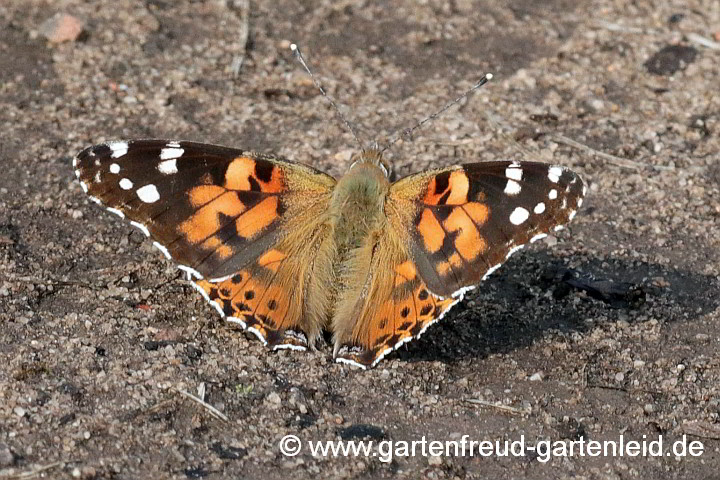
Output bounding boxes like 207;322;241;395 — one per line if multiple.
686;33;720;50
227;0;250;77
172;387;229;422
594;20;719;50
464;398;531;415
547;133;674;172
143;398;176;415
681;421;720;440
593;20;651;34
13;276;99;290
1;461;68;479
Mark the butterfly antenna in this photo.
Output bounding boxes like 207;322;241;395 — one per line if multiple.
380;73;494;154
290;43;365;151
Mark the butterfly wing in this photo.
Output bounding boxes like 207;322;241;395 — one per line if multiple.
393;161;585;295
334;161;585;367
74;139;336;349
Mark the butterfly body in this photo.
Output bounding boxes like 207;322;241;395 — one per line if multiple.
74;139;585;368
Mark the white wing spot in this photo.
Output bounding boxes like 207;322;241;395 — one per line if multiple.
130;221;150;237
530;233;548;243
248;327;268;345
483;263;502;280
548;189;558;200
94;171;102;183
136;184;160;203
160;147;184;161
505;166;523;181
108;141;129;158
227;316;247;329
568;210;577;221
577;198;583;208
153;241;171;259
509;207;529;225
273;344;307;352
179;265;203;280
506;244;525;259
167;141;181;148
548;166;563;183
554;225;564;232
109;163;120;174
209;274;235;283
106;207;124;218
534;202;546;214
119;178;133;190
158;158;178;175
451;285;476;299
335;357;367;369
504;179;521;195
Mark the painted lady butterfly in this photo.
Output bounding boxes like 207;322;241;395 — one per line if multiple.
74;65;585;369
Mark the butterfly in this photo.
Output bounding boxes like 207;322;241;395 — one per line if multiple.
74;139;585;368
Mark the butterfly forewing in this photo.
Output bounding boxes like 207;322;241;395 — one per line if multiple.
74;139;334;279
391;161;585;297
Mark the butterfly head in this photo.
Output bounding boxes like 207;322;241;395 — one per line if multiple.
348;147;392;179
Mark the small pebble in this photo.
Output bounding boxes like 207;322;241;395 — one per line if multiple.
38;13;84;43
265;392;281;405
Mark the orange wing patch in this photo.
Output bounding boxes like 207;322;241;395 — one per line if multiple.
188;185;226;208
178;187;281;259
394;260;417;286
179;190;247;244
225;156;285;193
415;202;491;276
417;208;445;253
423;170;470;205
257;249;287;271
235;196;278;239
443;205;488;261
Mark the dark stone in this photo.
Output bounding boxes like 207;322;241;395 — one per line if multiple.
644;45;697;75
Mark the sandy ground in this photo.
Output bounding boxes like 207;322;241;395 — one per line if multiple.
1;0;719;478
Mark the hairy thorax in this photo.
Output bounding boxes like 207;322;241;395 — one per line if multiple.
331;164;389;254
329;161;390;273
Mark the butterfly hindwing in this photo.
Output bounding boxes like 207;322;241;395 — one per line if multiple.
334;252;457;368
74;139;336;348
